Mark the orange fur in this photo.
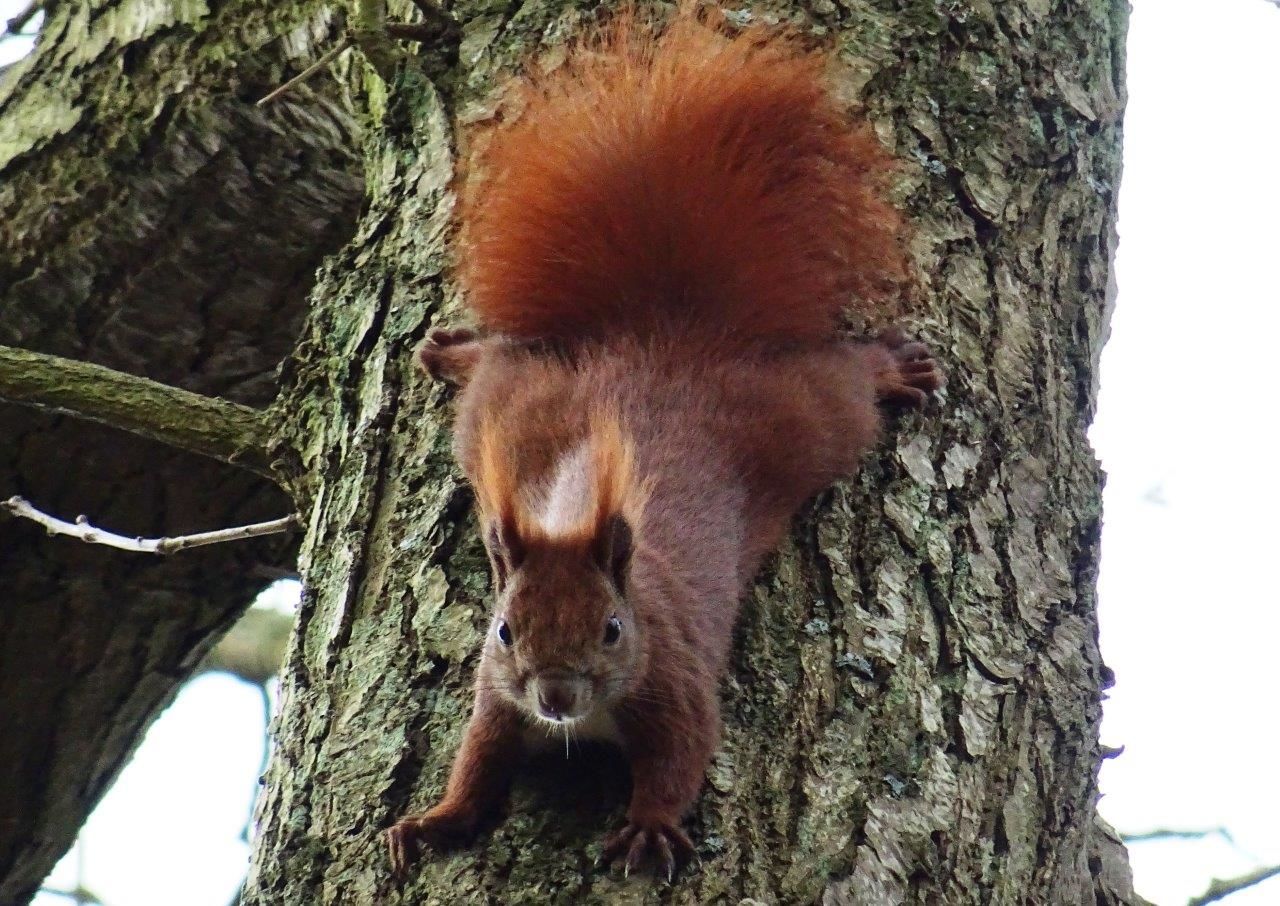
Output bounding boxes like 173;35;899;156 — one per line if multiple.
458;4;906;345
475;415;520;535
583;411;646;543
475;407;643;546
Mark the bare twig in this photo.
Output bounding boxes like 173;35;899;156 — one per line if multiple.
3;0;42;37
33;887;101;906
1123;827;1234;845
259;0;457;99
1188;864;1280;906
257;35;353;106
0;344;274;477
3;496;298;555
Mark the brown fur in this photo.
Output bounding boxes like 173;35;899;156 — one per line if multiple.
389;5;942;881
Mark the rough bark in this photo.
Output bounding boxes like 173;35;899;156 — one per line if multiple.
244;0;1141;904
0;0;362;898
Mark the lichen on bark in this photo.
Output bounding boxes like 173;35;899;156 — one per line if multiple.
0;344;275;476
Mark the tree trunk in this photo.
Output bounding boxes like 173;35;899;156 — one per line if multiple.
243;1;1141;903
0;0;361;899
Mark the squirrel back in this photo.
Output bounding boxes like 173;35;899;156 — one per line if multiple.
458;5;907;345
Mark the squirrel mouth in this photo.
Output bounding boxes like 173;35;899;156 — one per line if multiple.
529;673;592;723
536;709;577;724
533;700;591;724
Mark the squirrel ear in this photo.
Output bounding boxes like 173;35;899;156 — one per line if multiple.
487;517;525;592
592;514;632;594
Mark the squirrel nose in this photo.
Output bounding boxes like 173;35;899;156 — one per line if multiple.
534;675;582;721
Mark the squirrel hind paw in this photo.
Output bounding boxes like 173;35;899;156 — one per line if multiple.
875;329;943;408
601;819;696;881
416;327;483;385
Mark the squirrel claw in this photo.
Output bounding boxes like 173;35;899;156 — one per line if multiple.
385;808;478;879
417;327;483;385
602;819;695;880
386;820;420;881
425;326;478;347
875;327;942;408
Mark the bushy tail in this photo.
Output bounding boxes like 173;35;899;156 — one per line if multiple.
457;4;907;345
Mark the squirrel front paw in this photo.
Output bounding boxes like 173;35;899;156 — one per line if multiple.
416;327;482;385
875;326;943;407
385;806;479;879
601;818;696;881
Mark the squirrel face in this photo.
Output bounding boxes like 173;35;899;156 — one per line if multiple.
482;519;639;726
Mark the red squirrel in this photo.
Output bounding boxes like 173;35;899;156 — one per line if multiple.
386;5;941;880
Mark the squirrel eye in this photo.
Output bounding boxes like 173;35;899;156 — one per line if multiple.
496;619;514;647
603;615;622;646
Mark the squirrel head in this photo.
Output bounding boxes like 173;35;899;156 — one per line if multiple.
482;514;640;725
474;413;646;726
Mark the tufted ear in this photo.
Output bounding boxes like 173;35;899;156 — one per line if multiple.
591;513;632;594
486;516;526;593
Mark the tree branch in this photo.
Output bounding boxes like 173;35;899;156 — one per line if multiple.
2;496;297;554
2;0;42;37
257;36;353;106
1188;864;1280;906
0;344;275;477
1123;827;1234;845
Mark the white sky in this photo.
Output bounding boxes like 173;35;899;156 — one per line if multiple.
7;0;1280;903
1091;0;1280;902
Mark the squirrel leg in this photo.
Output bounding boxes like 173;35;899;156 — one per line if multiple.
416;327;485;386
386;691;523;879
603;696;714;879
869;326;943;407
